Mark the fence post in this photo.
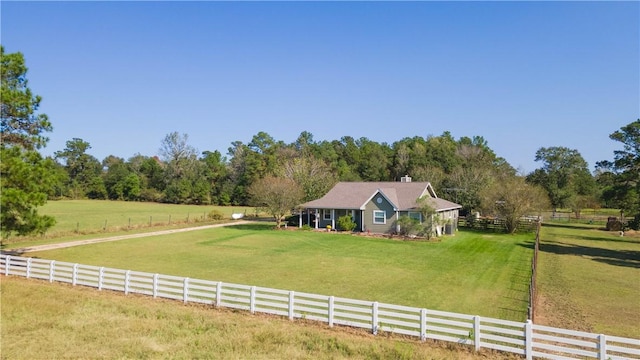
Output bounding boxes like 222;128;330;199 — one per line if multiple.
124;270;130;295
4;255;10;276
26;258;32;278
372;301;379;335
216;282;222;307
525;320;533;360
328;296;334;327
153;274;159;298
72;263;78;286
288;291;295;320
598;334;607;360
420;308;427;341
183;278;189;303
99;267;104;290
49;260;55;283
473;315;481;351
250;286;256;314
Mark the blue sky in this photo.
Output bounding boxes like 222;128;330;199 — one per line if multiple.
2;1;638;174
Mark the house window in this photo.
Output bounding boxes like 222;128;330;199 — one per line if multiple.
323;210;331;220
373;210;386;224
408;211;421;222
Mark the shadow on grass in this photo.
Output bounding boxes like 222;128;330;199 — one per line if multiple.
535;241;640;269
226;222;278;231
498;306;528;321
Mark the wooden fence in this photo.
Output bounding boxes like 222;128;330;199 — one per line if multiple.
1;254;638;360
458;217;539;232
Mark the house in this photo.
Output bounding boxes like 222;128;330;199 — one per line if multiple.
296;176;462;236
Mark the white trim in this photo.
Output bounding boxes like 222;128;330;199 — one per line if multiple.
373;210;386;224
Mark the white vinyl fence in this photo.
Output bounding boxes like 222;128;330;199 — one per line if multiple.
2;254;638;360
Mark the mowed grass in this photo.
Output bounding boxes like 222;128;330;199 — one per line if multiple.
535;223;640;338
35;199;256;235
28;223;533;321
2;200;257;248
0;276;521;360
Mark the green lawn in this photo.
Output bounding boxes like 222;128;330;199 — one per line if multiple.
536;223;640;338
28;223;533;322
37;199;257;234
12;201;638;338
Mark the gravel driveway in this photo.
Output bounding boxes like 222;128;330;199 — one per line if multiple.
3;220;256;255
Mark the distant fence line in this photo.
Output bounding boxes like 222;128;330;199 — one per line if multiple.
1;255;638;360
546;212;614;223
458;217;539;232
39;211;242;237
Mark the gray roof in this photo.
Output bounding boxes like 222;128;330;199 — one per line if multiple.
299;182;462;212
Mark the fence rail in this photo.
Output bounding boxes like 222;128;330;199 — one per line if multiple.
2;254;638;360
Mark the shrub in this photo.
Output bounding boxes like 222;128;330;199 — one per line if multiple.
397;215;421;236
208;210;224;220
337;215;357;232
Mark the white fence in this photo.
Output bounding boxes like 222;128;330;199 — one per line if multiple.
2;254;638;360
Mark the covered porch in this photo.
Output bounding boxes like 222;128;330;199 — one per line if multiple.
296;208;364;231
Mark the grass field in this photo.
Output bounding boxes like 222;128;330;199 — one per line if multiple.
24;199;258;236
5;200;638;348
1;200;258;248
26;223;533;322
0;276;521;360
535;223;640;338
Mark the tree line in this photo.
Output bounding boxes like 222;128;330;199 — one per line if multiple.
2;46;639;238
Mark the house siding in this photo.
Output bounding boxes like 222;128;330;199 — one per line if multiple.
434;209;460;235
363;194;397;234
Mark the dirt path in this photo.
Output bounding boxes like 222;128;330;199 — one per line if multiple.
3;220;256;255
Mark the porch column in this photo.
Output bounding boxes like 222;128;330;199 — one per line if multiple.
315;208;319;229
299;208;303;228
331;209;335;230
